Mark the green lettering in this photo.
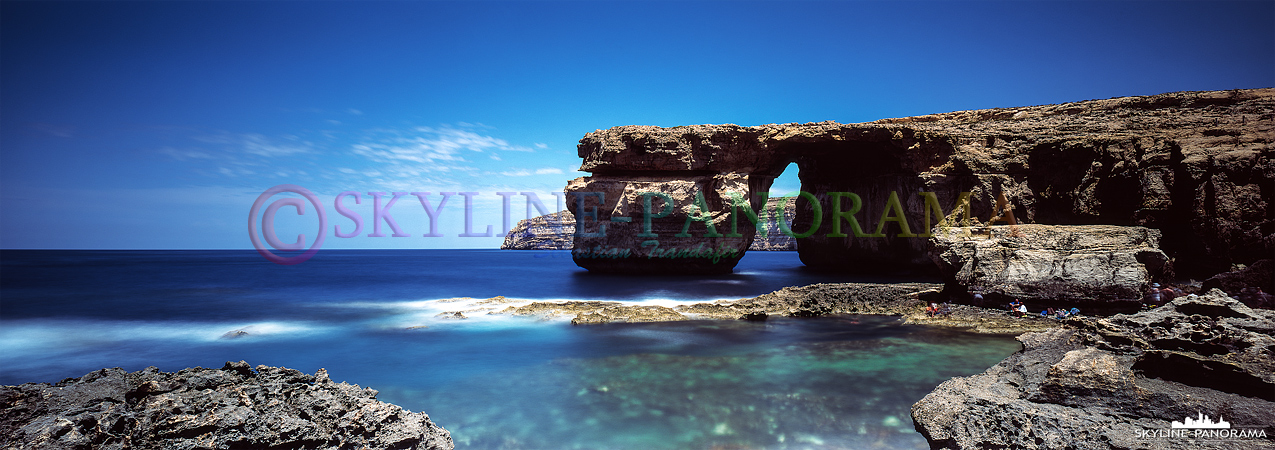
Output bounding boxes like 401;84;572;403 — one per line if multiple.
872;191;916;237
638;192;674;237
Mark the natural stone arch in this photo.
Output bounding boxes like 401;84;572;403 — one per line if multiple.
566;89;1275;277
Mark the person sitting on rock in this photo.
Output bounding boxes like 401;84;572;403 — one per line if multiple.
1146;283;1163;306
927;302;939;317
1016;302;1028;318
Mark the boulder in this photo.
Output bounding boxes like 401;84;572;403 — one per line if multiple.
0;362;454;450
929;224;1169;305
910;290;1275;450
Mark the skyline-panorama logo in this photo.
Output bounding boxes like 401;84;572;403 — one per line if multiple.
1133;411;1268;441
1171;412;1230;429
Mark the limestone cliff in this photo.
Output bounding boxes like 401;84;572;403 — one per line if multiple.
567;89;1273;276
501;210;575;250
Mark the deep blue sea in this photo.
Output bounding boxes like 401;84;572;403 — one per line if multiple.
0;250;1019;449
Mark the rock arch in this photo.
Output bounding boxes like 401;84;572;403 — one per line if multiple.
566;89;1274;277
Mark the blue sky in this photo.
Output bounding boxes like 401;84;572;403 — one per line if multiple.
2;0;1271;250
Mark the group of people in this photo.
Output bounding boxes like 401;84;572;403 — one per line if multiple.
1008;299;1029;317
1006;298;1080;319
926;302;953;317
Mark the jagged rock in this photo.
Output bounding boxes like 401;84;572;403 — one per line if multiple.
568;89;1274;276
501;198;797;251
0;362;453;450
910;290;1275;450
1202;259;1274;304
929;224;1169;304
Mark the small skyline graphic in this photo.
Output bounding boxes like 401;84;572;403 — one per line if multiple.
1171;412;1231;429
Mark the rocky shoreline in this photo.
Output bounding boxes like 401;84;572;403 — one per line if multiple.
0;362;454;450
427;282;1060;335
6;284;1272;449
911;289;1274;450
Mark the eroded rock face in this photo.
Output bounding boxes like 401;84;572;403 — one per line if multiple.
569;89;1274;276
1202;258;1274;302
0;362;454;450
910;290;1275;450
930;224;1169;304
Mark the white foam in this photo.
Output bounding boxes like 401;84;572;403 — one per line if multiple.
0;319;332;356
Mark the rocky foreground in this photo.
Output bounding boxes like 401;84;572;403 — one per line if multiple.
0;361;453;450
911;289;1274;450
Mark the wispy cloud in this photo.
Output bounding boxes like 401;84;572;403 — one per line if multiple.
158;147;213;160
501;167;564;177
196;133;313;157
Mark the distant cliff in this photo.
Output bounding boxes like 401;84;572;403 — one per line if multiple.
502;198;797;251
501;210;575;250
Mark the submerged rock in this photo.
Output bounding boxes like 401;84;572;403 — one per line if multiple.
0;362;454;450
930;224;1169;305
910;289;1275;449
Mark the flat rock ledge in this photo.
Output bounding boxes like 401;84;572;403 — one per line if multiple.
443;283;1058;334
911;289;1275;450
0;362;453;450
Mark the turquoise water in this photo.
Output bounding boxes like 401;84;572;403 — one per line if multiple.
374;317;1020;450
0;250;1020;449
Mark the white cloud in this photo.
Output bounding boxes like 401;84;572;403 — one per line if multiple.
534;167;563;175
534;143;549;149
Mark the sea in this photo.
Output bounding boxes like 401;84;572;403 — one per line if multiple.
0;249;1021;450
